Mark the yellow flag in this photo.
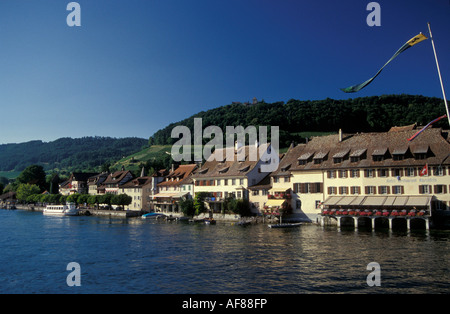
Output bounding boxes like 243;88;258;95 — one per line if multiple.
406;33;428;47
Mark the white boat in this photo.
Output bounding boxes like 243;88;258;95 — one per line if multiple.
268;223;302;229
43;203;79;216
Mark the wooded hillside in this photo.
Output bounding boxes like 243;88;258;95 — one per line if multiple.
0;137;148;173
149;94;446;148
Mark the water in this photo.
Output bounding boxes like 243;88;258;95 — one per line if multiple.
0;210;449;294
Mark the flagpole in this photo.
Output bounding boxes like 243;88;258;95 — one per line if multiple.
427;22;450;126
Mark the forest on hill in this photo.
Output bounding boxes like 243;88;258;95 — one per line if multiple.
149;94;446;148
0;137;148;173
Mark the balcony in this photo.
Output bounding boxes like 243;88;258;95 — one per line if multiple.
322;208;430;217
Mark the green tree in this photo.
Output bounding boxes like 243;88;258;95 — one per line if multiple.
99;193;113;209
77;194;90;206
87;195;100;209
16;184;41;202
59;194;67;205
111;194;132;210
179;198;195;217
233;199;251;217
16;165;47;191
193;192;208;216
67;193;81;205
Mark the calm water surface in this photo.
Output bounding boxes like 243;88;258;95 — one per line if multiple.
0;210;449;293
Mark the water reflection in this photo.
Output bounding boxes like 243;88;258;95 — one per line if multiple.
1;211;449;293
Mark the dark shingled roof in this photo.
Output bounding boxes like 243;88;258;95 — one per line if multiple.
272;127;450;174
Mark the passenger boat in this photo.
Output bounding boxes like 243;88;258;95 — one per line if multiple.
43;203;79;216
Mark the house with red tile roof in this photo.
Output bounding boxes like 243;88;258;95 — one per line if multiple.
151;164;198;213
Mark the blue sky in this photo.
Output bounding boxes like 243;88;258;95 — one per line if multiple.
0;0;449;144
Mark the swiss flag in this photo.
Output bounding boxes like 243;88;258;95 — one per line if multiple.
419;164;428;176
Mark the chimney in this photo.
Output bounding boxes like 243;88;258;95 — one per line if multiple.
338;129;343;142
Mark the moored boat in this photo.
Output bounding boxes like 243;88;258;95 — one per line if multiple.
43;203;79;216
268;223;302;229
141;212;166;219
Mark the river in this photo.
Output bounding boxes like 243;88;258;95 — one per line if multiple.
0;209;448;294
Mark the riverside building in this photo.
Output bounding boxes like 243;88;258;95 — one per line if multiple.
270;125;450;228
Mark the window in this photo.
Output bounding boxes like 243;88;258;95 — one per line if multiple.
237;191;242;198
224;179;228;186
378;169;389;177
365;186;376;194
392;168;403;177
273;177;279;183
392;185;404;194
296;200;302;209
327;186;337;195
433;166;444;176
350;169;360;178
373;155;384;162
364;169;375;178
434;185;447;194
232;179;236;185
284;176;290;183
419;185;431;194
217;179;221;186
378;186;389;194
252;190;259;196
350;186;361;194
339;186;349;195
327;170;336;179
415;153;427;160
393;154;404;161
338;170;347;178
406;167;415;177
240;179;244;185
262;189;269;196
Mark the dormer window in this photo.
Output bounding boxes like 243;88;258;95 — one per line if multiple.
392;147;408;161
372;147;388;162
298;152;313;165
313;151;328;164
350;149;366;162
281;164;291;172
218;166;229;173
333;149;349;164
411;145;430;160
